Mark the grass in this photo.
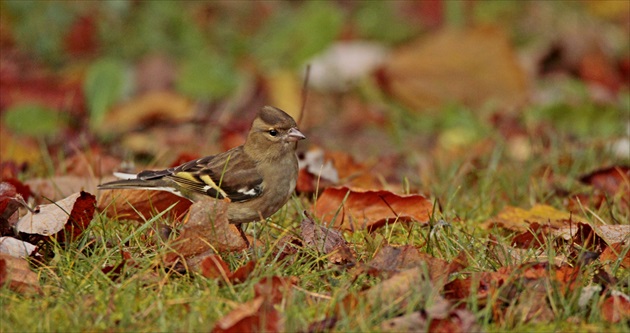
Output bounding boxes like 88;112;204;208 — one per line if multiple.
2;98;629;332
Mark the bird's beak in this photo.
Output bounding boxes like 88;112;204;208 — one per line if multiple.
286;127;306;142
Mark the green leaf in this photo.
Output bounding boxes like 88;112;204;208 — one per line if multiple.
2;104;66;137
176;51;240;100
354;2;415;44
84;58;127;128
252;1;343;71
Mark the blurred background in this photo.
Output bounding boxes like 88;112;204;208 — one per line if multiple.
1;0;628;188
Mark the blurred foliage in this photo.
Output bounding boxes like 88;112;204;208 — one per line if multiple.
176;50;240;100
353;2;416;44
84;58;127;129
2;104;67;137
251;1;343;71
2;1;77;65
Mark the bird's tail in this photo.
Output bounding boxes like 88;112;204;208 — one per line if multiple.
98;172;164;191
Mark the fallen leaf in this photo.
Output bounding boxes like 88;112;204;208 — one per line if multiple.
98;188;192;222
0;253;41;294
200;254;231;281
365;245;450;286
314;187;432;231
164;197;247;271
579;165;630;207
361;267;429;312
16;191;96;243
485;204;588;232
101;251;133;282
0;126;42;165
381;298;479;332
601;293;630;323
444;262;581;322
96;91;195;136
600;242;630;268
379;26;528;111
297;148;382;193
0;181;29;236
301;213;355;265
211;296;283;333
254;276;297;305
0;237;37;258
26;175;100;204
62;148;122;178
230;260;257;284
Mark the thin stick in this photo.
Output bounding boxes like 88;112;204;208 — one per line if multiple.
298;64;311;126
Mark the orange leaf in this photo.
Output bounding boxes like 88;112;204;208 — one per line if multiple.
98;189;191;222
313;187;432;231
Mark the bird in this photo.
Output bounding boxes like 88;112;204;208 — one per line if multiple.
98;106;306;227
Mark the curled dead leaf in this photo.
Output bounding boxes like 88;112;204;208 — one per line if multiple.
16;191;96;243
301;213;356;265
0;237;37;258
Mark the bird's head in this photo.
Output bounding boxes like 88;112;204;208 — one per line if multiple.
245;106;306;160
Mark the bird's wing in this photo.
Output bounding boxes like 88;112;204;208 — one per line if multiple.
137;148;264;202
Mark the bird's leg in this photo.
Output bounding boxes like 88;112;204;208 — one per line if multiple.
236;223;250;248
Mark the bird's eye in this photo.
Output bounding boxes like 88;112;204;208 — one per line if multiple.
268;129;278;137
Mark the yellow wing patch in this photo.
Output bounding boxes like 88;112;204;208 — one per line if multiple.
200;174;228;198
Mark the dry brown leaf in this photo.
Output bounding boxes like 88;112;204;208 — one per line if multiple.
579;165;630;209
62;148;122;178
314;187;432;232
26;175;100;204
301;213;355;265
211;296;283;333
366;245;450;286
164;197;246;271
98;188;192;222
16;191;96;243
97;91;195;136
0;253;41;294
600;242;630;268
363;267;428;311
380;26;528;111
380;296;478;333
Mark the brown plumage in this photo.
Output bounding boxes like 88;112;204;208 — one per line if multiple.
98;106;306;224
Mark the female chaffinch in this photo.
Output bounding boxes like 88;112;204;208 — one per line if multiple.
98;106;306;225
